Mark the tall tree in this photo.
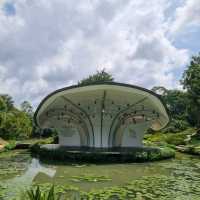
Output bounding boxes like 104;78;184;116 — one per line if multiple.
0;110;33;139
0;95;33;139
152;86;188;119
181;53;200;127
78;69;114;86
152;86;189;132
0;97;7;112
151;86;168;96
20;101;34;117
0;94;14;111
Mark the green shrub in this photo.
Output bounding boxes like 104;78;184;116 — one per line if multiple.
162;119;189;133
0;111;32;140
22;185;60;200
165;133;187;145
144;128;195;146
4;140;16;150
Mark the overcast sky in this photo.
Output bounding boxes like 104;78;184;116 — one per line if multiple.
0;0;200;108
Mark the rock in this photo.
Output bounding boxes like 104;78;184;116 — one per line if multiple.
0;138;8;150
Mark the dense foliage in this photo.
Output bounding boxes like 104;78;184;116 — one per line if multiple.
151;53;200;132
23;185;60;200
181;53;200;127
151;86;190;133
0;95;33;140
78;69;114;86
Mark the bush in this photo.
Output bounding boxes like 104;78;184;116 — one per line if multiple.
164;133;187;145
162;119;189;133
145;128;195;146
4;141;16;150
0;111;32;140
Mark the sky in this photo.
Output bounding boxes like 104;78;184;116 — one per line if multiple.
0;0;200;108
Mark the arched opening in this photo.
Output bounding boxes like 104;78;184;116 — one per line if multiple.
58;123;90;147
112;116;151;147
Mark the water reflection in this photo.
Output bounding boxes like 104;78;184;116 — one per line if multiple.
3;158;56;199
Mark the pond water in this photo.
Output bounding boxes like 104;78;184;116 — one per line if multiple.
1;150;200;199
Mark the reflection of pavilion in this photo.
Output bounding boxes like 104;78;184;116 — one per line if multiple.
4;159;56;199
35;82;169;148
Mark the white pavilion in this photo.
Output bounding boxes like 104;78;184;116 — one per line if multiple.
34;82;169;148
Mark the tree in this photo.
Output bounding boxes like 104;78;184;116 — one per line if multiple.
0;95;33;139
0;94;14;111
163;90;189;120
151;86;168;96
0;110;32;139
152;87;188;120
78;69;114;86
20;101;34;117
181;53;200;127
0;97;7;112
151;86;190;133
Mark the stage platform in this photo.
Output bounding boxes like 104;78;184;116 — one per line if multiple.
41;144;159;154
32;144;175;163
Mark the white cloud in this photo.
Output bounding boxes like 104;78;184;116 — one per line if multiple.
0;0;191;107
170;0;200;34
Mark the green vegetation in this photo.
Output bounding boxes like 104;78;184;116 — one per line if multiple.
0;95;33;140
4;140;16;150
20;183;79;200
0;149;200;200
78;69;114;86
70;174;112;182
0;150;31;178
19;165;200;200
181;53;200;127
81;174;200;200
22;185;60;200
144;128;195;146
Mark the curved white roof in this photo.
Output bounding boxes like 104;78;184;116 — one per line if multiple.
34;82;169;147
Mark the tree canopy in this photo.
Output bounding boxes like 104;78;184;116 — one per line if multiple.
0;94;14;111
0;97;7;112
20;101;34;118
181;53;200;127
78;69;114;86
152;86;189;133
0;97;33;140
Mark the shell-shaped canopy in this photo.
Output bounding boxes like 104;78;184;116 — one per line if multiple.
35;82;169;147
35;82;169;131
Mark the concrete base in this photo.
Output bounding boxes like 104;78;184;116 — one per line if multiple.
41;144;159;153
32;144;175;163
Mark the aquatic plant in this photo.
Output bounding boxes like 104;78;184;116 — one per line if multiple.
22;185;60;200
0;150;31;179
70;174;112;182
0;184;7;199
22;183;80;200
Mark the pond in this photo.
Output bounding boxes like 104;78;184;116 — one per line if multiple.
1;150;200;199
